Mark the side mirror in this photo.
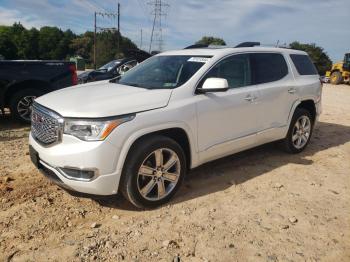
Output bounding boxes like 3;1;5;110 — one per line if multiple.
197;78;229;94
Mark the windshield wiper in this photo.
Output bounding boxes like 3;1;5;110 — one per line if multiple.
127;83;140;87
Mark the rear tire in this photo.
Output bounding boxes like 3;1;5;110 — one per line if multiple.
330;71;343;85
120;135;186;209
282;108;313;154
9;89;42;124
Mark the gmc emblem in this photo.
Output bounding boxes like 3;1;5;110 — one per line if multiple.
32;113;44;123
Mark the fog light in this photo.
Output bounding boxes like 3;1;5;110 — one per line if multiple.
58;167;97;181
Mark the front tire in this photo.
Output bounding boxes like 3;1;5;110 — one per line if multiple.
282;108;313;154
120;135;186;209
330;71;343;85
10;89;42;123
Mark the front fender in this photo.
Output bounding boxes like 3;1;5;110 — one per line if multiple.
114;121;199;175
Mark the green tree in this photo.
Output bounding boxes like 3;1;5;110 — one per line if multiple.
8;22;26;48
0;31;18;59
195;36;226;46
289;41;332;75
56;29;76;59
69;36;93;59
38;26;65;59
17;28;39;59
94;30;138;67
0;23;139;65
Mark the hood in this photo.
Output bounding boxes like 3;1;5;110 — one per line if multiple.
35;81;172;118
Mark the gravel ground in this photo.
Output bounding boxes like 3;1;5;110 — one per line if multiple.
0;84;349;262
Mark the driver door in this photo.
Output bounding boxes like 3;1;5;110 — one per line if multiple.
196;54;260;162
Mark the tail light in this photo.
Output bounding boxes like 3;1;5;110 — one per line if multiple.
69;64;78;85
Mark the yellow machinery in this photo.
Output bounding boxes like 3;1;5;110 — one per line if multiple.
326;53;350;85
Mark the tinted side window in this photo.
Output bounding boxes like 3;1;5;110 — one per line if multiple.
202;54;251;89
290;54;318;75
250;53;288;84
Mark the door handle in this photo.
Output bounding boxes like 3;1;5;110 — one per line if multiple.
288;88;297;94
244;95;256;102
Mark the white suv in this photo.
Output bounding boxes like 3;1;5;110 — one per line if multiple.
29;46;322;208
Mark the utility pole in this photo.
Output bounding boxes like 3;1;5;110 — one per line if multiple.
148;0;169;53
140;29;143;50
94;12;97;69
149;12;156;53
93;8;119;68
117;2;120;32
117;2;120;53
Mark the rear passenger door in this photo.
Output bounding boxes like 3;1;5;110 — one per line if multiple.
251;53;297;132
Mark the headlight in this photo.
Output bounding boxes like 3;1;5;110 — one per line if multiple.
64;115;135;141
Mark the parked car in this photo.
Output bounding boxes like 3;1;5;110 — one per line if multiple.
78;49;152;84
0;60;77;122
29;45;322;208
320;75;330;83
78;58;138;84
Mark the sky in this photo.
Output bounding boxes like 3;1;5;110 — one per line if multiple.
0;0;349;62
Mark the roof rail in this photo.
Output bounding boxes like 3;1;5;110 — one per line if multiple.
235;42;260;48
184;44;209;49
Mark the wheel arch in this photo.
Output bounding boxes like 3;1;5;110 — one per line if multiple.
115;124;198;180
288;99;317;126
297;100;316;123
4;80;51;106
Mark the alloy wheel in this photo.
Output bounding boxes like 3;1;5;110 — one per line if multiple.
292;115;311;149
137;148;181;201
17;96;36;121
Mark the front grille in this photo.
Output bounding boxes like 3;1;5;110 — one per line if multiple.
31;103;63;145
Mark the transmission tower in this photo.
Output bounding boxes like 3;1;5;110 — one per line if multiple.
148;0;169;53
93;3;120;69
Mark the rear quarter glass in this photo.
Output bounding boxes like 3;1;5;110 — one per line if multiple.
290;54;318;75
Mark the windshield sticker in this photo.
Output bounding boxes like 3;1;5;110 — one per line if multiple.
163;83;177;87
188;57;210;63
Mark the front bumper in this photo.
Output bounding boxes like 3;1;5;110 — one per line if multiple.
315;99;322;123
29;133;122;195
310;99;322;130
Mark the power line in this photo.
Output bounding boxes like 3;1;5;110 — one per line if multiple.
137;0;153;24
89;0;110;13
79;0;105;13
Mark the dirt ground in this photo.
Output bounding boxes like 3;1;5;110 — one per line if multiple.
0;84;349;262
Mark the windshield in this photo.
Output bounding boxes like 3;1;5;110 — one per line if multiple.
99;60;120;71
118;55;211;89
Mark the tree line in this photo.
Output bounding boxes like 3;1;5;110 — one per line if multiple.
0;23;137;67
0;24;332;75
